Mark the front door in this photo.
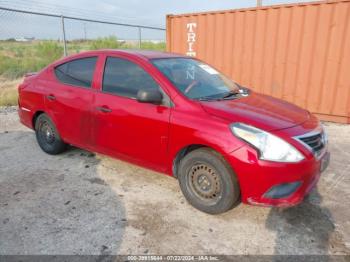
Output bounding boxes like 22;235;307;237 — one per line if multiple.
93;56;171;171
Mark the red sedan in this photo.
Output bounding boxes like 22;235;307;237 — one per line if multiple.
18;50;330;214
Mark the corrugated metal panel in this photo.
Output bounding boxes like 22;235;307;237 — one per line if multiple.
166;0;350;123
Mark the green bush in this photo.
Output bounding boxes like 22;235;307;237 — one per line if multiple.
0;54;32;79
0;41;63;79
35;41;63;61
140;41;166;51
89;36;120;50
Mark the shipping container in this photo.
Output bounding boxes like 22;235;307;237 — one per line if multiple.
166;0;350;123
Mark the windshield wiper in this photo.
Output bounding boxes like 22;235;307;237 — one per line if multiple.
196;97;220;101
195;90;244;101
220;90;241;99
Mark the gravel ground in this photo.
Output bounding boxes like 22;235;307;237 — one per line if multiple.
0;106;350;255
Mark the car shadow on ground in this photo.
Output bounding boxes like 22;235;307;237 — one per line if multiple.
0;130;126;255
265;187;347;256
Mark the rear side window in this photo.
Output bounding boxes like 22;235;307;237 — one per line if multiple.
102;57;159;98
54;57;97;88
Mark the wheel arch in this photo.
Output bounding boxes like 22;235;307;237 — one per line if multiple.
32;110;45;128
172;144;232;179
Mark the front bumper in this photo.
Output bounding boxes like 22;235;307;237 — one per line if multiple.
227;145;329;207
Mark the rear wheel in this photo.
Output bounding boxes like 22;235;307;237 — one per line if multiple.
35;113;67;155
178;148;240;214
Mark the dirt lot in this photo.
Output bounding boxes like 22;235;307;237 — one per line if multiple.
0;106;350;255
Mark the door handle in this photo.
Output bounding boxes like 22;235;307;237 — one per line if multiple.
96;106;112;113
46;94;56;101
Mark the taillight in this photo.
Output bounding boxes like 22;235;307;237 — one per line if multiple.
17;82;27;107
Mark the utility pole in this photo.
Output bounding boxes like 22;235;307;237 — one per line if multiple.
257;0;262;7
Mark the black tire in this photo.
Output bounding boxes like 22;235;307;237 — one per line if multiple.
178;148;240;214
34;113;67;155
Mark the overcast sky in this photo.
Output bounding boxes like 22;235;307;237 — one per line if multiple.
0;0;317;40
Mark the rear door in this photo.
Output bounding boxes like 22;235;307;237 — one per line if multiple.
45;56;98;148
93;55;171;171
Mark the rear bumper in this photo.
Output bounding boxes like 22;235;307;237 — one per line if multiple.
227;145;329;207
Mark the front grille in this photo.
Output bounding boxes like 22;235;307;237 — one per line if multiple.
297;131;326;158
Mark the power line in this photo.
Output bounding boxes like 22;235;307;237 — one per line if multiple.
0;0;163;26
0;7;166;30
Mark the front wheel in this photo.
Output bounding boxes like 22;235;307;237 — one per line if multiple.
178;148;240;214
35;113;67;155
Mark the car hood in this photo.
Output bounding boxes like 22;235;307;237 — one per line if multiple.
200;92;310;131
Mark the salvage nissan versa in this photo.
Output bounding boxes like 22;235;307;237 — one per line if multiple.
18;50;330;214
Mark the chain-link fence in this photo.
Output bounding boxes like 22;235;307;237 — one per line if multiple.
0;6;166;105
0;7;165;54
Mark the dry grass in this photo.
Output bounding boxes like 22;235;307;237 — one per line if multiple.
0;77;21;106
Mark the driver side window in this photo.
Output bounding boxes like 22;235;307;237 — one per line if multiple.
102;57;159;98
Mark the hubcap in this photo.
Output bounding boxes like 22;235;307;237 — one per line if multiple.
189;163;221;202
39;121;55;144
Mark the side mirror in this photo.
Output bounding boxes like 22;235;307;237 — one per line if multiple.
136;89;163;104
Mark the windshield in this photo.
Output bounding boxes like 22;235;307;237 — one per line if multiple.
151;58;240;100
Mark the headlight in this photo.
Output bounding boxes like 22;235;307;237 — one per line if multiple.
231;123;304;162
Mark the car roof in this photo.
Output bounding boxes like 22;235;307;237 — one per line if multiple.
81;49;187;60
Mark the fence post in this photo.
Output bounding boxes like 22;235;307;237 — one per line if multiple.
61;15;67;56
138;27;142;49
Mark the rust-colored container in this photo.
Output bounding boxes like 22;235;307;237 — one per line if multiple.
166;0;350;123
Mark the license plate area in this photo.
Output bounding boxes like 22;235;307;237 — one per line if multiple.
320;152;330;172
